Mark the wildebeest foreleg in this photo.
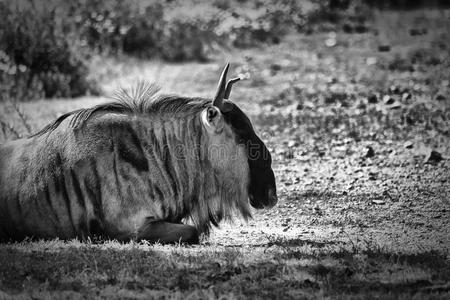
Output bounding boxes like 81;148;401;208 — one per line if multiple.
136;218;199;244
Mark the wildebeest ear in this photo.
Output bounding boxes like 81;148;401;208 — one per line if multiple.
201;107;223;133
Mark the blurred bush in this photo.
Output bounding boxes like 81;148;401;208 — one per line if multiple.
70;0;304;57
0;0;97;100
68;0;219;61
0;0;309;100
215;0;305;48
305;0;372;34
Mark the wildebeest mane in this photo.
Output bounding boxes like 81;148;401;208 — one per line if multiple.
31;82;210;137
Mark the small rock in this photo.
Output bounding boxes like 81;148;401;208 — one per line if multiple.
424;150;443;164
413;84;422;92
343;138;352;144
435;94;446;101
366;57;377;66
275;148;285;155
270;63;282;72
383;95;395;105
288;140;299;148
326;77;337;84
365;146;375;158
367;93;378;103
368;172;377;180
325;38;337;47
390;101;402;109
402;92;412;101
372;199;386;205
389;85;400;94
378;45;391;52
409;28;422;36
306;100;317;109
410;28;428;36
404;141;414;149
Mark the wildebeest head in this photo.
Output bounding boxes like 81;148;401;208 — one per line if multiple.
201;63;278;209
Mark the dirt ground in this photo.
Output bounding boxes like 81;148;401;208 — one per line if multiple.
0;9;449;299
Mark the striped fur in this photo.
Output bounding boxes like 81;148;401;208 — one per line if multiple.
0;84;252;241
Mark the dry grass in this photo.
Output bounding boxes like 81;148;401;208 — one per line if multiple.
0;240;448;299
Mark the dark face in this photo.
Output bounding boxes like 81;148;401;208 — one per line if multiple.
222;101;277;209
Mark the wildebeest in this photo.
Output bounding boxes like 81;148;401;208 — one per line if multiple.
0;63;277;244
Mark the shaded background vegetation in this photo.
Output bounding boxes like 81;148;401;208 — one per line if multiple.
1;0;448;100
0;0;305;100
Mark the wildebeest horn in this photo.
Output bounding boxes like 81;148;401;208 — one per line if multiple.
213;63;229;108
224;77;240;100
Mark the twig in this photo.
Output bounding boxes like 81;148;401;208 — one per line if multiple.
0;120;21;139
340;227;358;253
11;101;32;134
